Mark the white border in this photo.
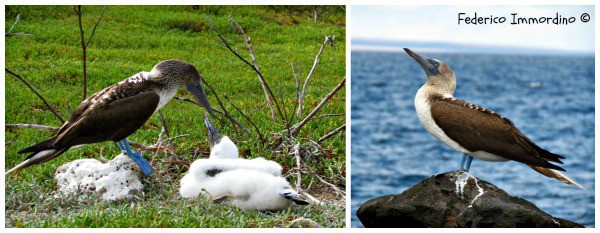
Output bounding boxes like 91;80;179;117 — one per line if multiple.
2;0;599;231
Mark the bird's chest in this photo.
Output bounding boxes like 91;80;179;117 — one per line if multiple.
414;87;468;153
155;87;178;112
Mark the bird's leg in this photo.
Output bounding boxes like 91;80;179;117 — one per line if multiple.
464;155;474;172
117;138;153;175
459;153;474;172
459;154;467;170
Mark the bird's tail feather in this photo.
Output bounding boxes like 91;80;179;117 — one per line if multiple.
528;165;586;190
18;138;56;155
6;147;70;175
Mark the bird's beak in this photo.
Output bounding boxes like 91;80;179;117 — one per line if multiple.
404;48;440;76
203;112;221;148
187;82;215;118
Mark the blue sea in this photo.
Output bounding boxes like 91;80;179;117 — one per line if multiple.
350;51;595;228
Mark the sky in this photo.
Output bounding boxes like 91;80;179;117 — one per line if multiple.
352;5;595;54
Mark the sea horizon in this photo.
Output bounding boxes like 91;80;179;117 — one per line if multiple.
352;39;595;57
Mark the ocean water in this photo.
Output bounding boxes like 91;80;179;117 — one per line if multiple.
350;51;595;228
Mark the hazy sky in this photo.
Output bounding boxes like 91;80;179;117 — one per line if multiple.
352;5;595;53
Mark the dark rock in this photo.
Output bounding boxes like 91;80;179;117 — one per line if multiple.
357;171;583;228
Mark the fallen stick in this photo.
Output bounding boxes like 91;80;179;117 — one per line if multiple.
6;123;59;132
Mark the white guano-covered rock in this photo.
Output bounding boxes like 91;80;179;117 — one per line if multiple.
54;153;143;201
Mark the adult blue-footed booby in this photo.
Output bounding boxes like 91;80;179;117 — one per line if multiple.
404;48;584;189
6;59;214;176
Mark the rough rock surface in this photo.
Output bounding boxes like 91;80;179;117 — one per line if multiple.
55;153;143;201
357;171;583;228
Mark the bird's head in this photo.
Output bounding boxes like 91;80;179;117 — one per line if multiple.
153;59;215;117
204;113;239;159
279;184;309;205
404;48;456;95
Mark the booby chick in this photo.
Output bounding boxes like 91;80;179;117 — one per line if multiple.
7;60;214;176
200;113;282;175
404;48;584;189
183;169;308;211
179;113;308;210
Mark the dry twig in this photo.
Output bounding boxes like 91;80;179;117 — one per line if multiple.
224;95;263;142
319;123;345;142
202;79;252;139
291;76;345;136
206;16;285;124
6;124;60;132
292;143;321;204
6;68;65;123
5;14;33;37
297;35;335;118
72;5;107;101
229;16;276;122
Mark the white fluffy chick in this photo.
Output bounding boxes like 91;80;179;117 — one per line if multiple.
180;156;284;199
179;113;308;210
184;168;308;211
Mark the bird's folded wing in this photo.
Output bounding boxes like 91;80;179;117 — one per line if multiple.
430;97;564;171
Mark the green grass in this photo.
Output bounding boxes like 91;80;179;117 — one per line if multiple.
5;6;345;228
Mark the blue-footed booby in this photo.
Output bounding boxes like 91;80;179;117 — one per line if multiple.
404;48;584;189
6;59;214;176
179;113;308;210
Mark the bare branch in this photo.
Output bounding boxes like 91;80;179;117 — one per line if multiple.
6;68;65;123
6;123;60;132
74;5;107;101
291;76;345;136
158;110;171;143
85;6;107;48
165;134;190;142
6;14;20;34
173;96;200;105
206;16;285;124
301;137;331;159
73;5;88;101
229;16;276;121
304;162;346;198
224;95;261;142
173;93;251;139
6;133;19;146
310;113;345;121
293;143;302;193
318;123;345;143
201;77;252;138
249;101;266;116
6;14;33;37
298;35;335;118
289;63;301;127
127;140;156;151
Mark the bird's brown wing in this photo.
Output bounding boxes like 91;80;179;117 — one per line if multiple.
429;96;565;171
53;91;160;147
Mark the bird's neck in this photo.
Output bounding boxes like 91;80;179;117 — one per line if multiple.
420;82;455;99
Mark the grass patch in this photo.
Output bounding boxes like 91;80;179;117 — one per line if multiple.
5;5;345;228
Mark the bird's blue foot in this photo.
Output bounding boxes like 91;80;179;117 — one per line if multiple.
117;139;153;175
